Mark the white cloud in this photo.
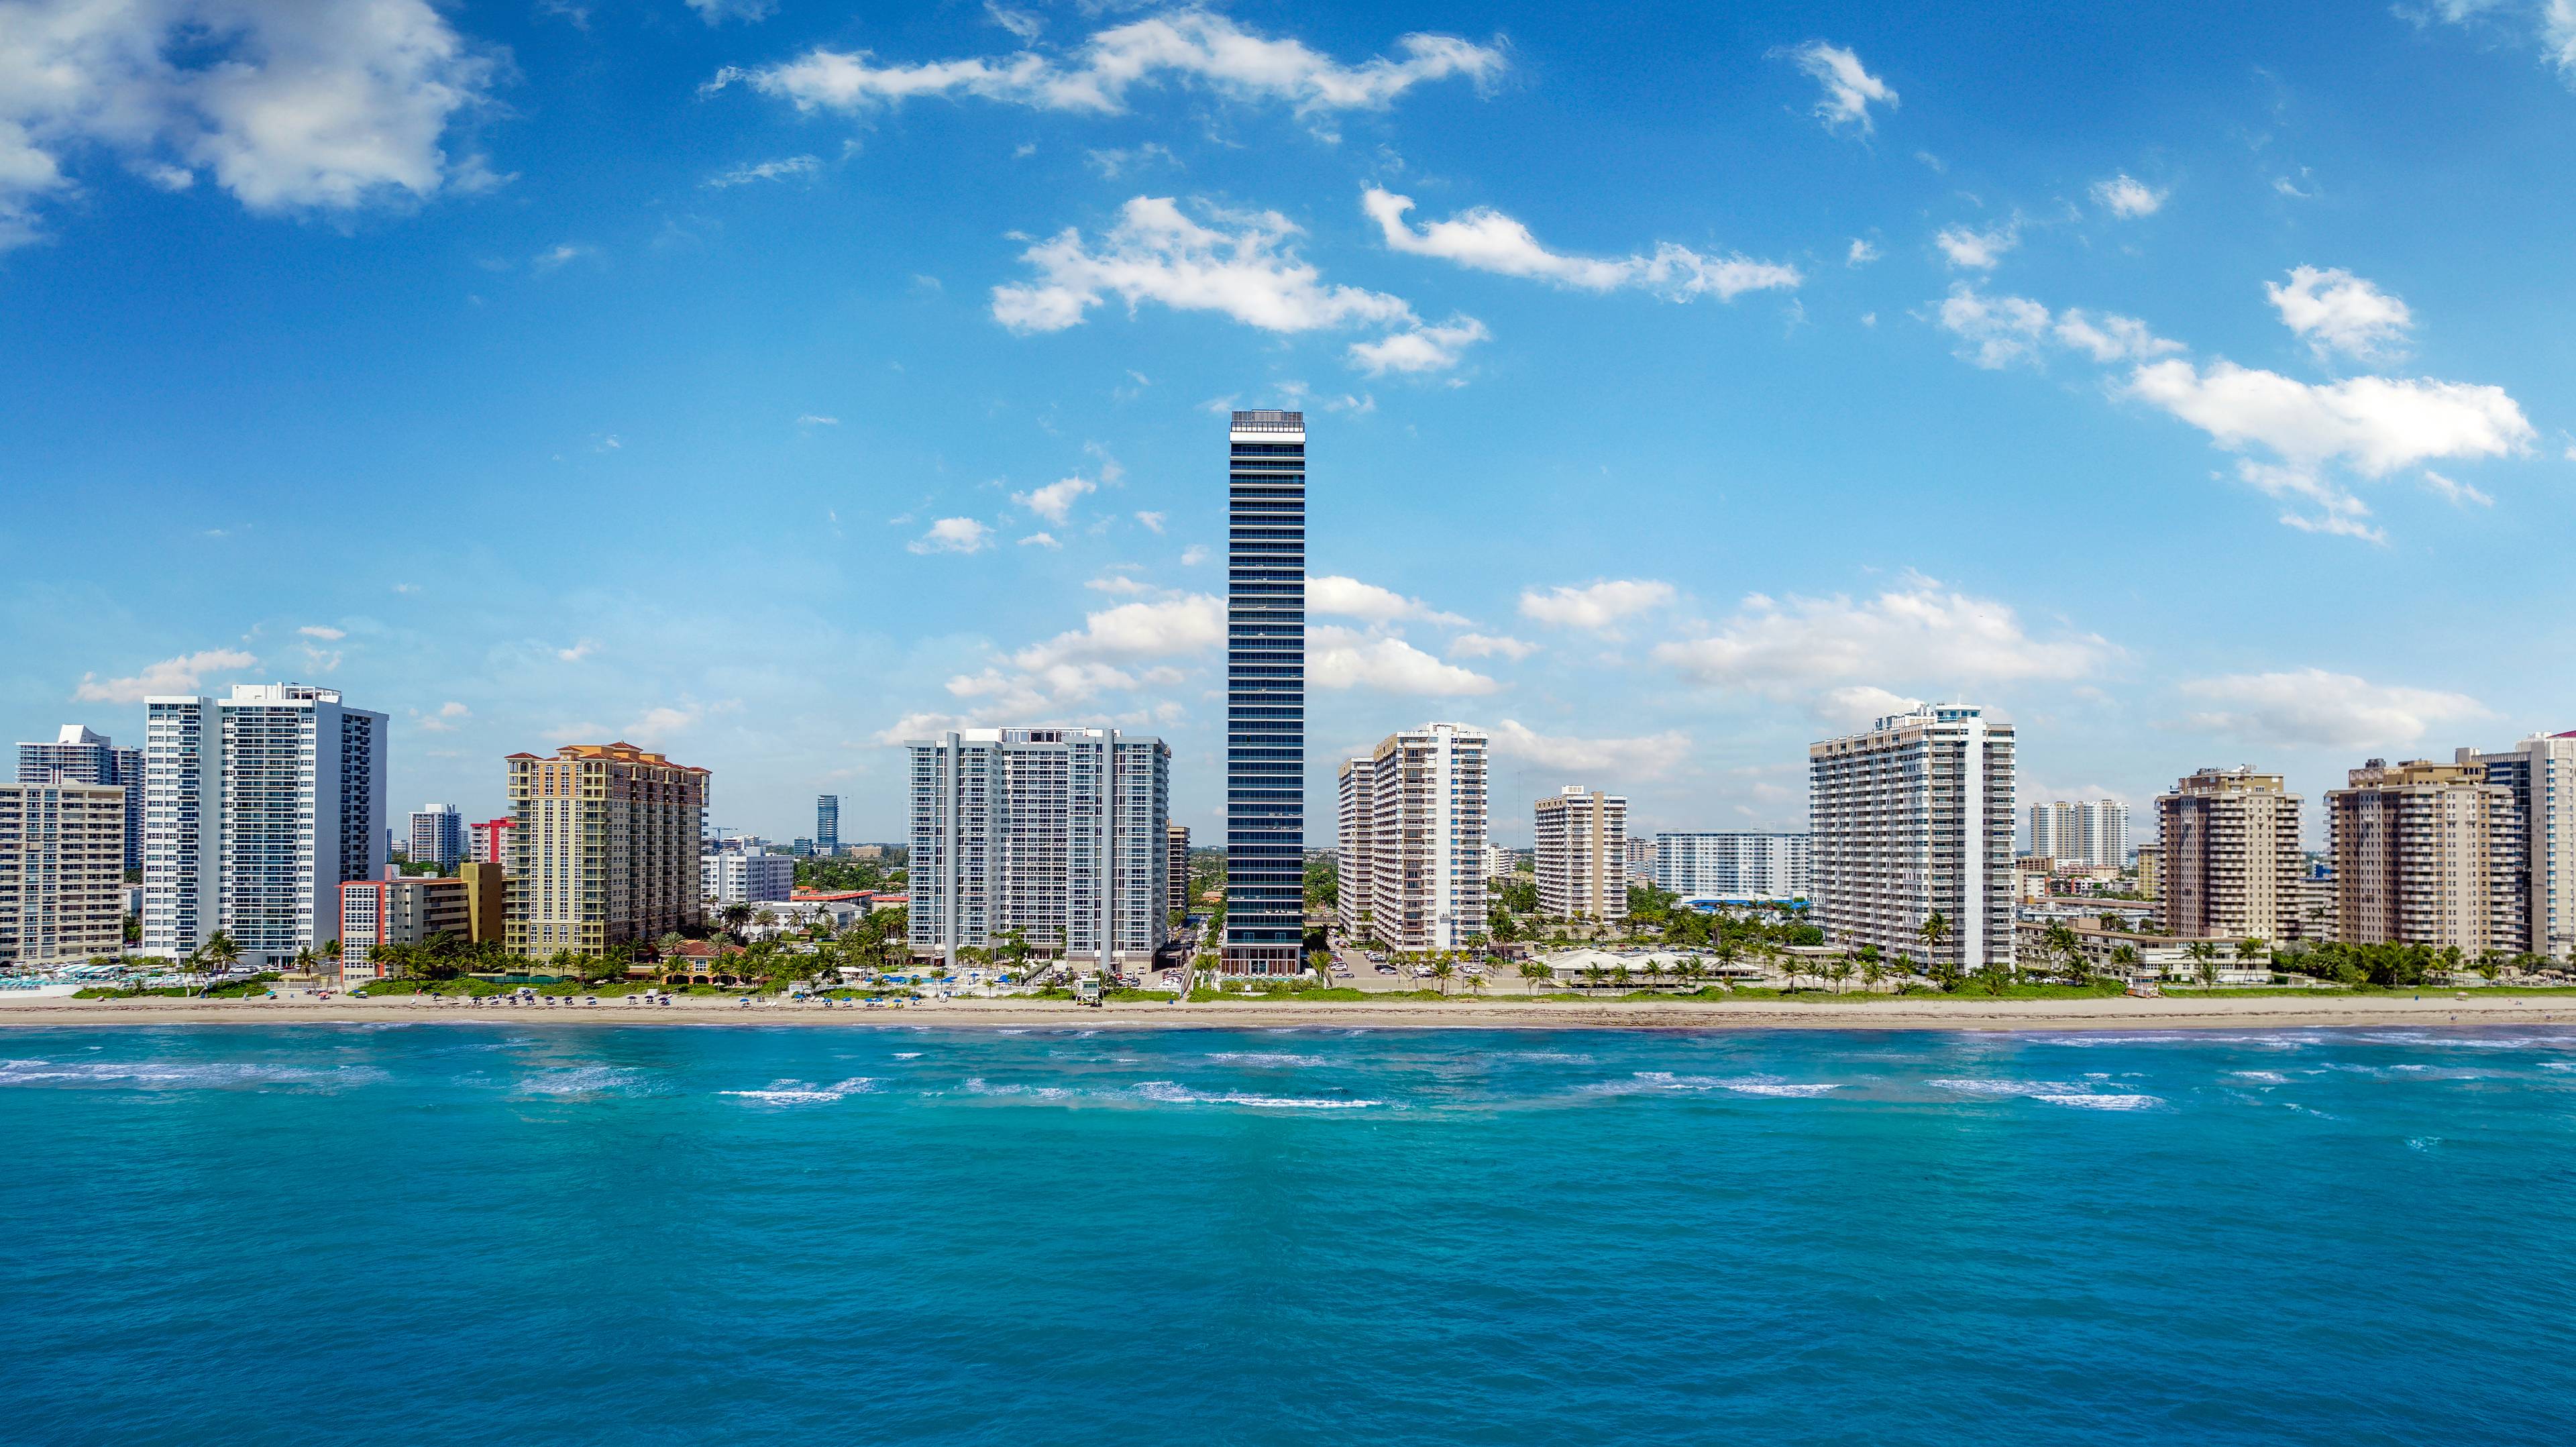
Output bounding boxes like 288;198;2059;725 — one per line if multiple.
2234;461;2381;543
1309;575;1466;625
2416;1;2576;85
1362;188;1802;301
797;413;839;426
1935;286;2051;369
1518;579;1676;632
1309;625;1497;695
297;625;345;640
1134;510;1167;533
2125;359;2533;480
1816;686;1924;727
1450;633;1537;661
2053;308;2184;363
1650;576;2113;697
414;700;470;733
684;0;776;25
938;594;1226;717
1778;41;1897;134
985;3;1044;43
71;647;258;703
2090;174;2166;217
1346;316;1488;375
992;195;1478;371
557;639;598;662
298;645;342;673
2265;266;2413;362
629;704;701;737
1013;475;1093;522
0;0;500;250
908;517;994;554
2178;668;2491;751
706;154;820;188
1179;544;1211;566
533;242;593;272
1935;221;2019;270
1846;238;1879;266
2422;470;2494;508
708;9;1503;118
1019;531;1062;548
1490;720;1693;778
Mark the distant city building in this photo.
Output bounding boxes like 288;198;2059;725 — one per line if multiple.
17;725;144;871
1534;786;1627;924
1337;722;1489;951
1167;824;1191;916
2027;799;2129;870
1810;703;2016;969
1625;836;1655;871
142;684;388;966
408;804;464;869
2328;759;2516;955
2456;732;2576;960
703;850;796;906
907;727;1171;970
1479;841;1515;890
337;877;471;981
1652;833;1813;902
1225;408;1306;973
2135;846;2161;903
504;742;708;958
816;794;840;855
468;817;513;867
0;780;127;965
2290;863;2335;943
2156;766;2304;945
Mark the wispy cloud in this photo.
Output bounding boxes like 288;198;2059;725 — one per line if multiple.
72;649;258;704
1776;41;1898;134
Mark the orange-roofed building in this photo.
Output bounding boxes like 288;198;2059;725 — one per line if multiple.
505;741;710;957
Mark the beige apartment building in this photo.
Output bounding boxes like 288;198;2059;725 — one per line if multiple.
2327;758;2516;953
0;781;127;966
1535;786;1628;924
2157;767;2305;943
1810;704;2017;971
505;742;709;957
1337;722;1489;951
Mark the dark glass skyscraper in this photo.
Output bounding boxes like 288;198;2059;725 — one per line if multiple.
1224;409;1306;973
816;793;840;854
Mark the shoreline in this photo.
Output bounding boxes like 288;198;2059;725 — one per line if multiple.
3;992;2571;1032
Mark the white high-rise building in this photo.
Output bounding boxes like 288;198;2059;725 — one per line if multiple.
142;684;388;965
17;725;145;871
1810;703;2015;970
2027;799;2129;869
2457;732;2576;961
409;804;465;869
1336;722;1489;951
702;851;795;906
1534;785;1627;924
907;727;1170;970
1652;833;1813;902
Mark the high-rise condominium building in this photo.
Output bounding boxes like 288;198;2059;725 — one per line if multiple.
2328;759;2518;954
907;727;1170;970
1225;408;1305;973
2456;731;2576;960
468;817;514;866
702;851;795;906
1535;786;1627;924
17;725;144;871
504;742;708;957
1652;833;1814;902
2027;799;2129;869
1167;824;1191;917
816;794;841;855
2155;767;2304;944
1336;722;1489;950
142;684;388;965
337;876;472;981
409;803;464;869
1810;704;2016;969
0;781;127;966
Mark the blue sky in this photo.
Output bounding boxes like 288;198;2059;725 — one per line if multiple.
5;0;2574;847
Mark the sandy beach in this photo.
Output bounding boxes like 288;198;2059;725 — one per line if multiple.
5;992;2571;1031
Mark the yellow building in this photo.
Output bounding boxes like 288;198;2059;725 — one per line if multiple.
504;743;708;957
0;782;127;965
2328;758;2512;953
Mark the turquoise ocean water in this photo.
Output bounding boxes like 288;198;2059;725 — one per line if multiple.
5;1022;2574;1444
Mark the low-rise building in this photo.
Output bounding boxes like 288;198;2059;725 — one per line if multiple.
338;876;471;981
1652;832;1811;902
2011;920;2261;981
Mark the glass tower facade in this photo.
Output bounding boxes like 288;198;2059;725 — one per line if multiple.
1224;410;1306;972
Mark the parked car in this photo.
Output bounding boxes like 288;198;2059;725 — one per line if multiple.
1375;964;1397;975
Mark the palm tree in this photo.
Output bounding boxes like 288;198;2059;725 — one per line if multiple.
1858;954;1886;995
1464;970;1487;998
1917;911;1951;960
1519;959;1552;994
2042;922;2082;983
2186;940;2219;991
1430;959;1455;996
